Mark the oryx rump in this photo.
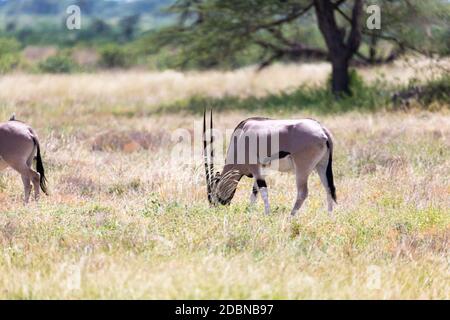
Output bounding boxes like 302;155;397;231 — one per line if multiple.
203;111;336;216
0;116;48;203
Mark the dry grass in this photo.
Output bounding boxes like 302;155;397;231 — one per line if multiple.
1;57;448;116
0;62;449;299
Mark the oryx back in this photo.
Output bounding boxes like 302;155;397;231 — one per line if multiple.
0;121;36;167
226;118;328;173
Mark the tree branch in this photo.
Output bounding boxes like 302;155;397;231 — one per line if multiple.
362;30;440;57
335;2;439;59
258;51;284;70
314;0;346;54
250;2;314;33
255;38;329;70
346;0;363;56
353;49;402;66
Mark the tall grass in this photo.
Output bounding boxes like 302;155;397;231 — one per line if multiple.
0;62;448;299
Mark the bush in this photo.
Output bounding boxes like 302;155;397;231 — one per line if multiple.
38;54;77;73
0;54;22;74
0;37;22;73
0;37;21;56
419;75;450;106
391;74;450;110
98;44;129;68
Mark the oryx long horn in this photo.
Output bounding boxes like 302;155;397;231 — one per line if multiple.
203;109;212;201
210;109;214;175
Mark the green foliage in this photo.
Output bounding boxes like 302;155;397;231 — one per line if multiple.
158;74;389;115
99;44;129;68
119;14;141;41
0;37;22;73
418;74;450;106
38;53;78;73
0;37;21;56
0;54;21;73
0;0;174;47
369;0;450;56
153;0;450;72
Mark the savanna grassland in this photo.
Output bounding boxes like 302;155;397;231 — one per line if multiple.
0;59;449;299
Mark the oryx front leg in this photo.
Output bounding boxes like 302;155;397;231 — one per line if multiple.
256;179;270;215
249;181;258;205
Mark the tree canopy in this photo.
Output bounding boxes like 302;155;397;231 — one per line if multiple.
154;0;450;94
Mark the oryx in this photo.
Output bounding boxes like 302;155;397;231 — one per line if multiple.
0;115;48;203
203;111;336;216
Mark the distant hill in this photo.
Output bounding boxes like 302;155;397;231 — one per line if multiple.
0;0;174;26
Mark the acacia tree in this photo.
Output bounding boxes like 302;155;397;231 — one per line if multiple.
155;0;449;95
315;0;362;94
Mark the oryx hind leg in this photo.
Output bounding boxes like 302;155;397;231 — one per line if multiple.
27;149;41;201
13;165;38;204
290;159;314;216
9;153;40;203
290;145;327;216
20;174;32;204
291;177;309;216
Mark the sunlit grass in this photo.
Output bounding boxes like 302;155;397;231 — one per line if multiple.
0;62;449;299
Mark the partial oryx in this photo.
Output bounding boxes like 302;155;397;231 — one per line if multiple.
0;115;48;203
202;110;336;216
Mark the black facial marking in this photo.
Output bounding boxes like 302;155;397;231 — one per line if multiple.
256;179;267;189
252;185;258;195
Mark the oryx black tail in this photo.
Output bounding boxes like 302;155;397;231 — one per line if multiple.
326;140;336;203
32;137;48;195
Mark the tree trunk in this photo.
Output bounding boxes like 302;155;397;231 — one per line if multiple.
313;0;363;97
331;55;350;96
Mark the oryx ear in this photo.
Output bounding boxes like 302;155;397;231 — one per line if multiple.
9;113;16;121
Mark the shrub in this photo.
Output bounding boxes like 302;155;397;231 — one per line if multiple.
391;74;450;110
98;44;129;68
0;37;21;56
0;54;22;74
418;74;450;106
0;37;22;73
38;54;77;73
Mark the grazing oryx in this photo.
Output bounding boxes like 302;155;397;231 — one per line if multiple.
203;110;336;216
0;115;48;203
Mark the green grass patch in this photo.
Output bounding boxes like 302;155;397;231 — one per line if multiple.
156;73;391;115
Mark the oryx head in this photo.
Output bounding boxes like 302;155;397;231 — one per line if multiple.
203;109;241;206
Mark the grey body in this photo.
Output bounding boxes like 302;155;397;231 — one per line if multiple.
0;117;48;203
204;114;336;216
